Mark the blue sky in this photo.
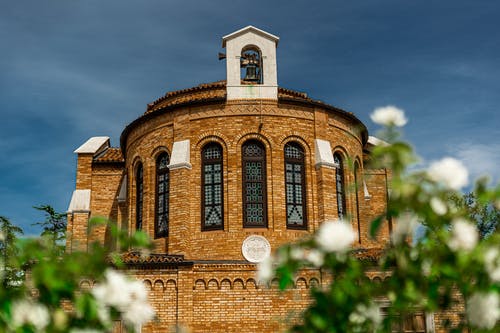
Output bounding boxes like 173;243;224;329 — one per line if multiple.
1;1;499;235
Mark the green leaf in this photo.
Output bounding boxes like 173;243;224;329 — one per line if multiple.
369;216;384;238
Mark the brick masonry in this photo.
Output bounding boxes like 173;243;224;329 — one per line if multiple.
67;84;463;332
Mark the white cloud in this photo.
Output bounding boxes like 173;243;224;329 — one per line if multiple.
447;142;500;185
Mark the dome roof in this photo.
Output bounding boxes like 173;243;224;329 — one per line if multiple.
120;81;368;153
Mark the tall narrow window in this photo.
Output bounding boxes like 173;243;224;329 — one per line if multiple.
202;143;224;230
354;162;362;244
155;153;169;238
334;153;347;220
135;163;143;231
284;142;307;229
242;140;267;227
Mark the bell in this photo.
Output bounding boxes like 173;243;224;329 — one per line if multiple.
244;64;259;82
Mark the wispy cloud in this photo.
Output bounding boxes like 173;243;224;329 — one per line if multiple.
447;142;500;185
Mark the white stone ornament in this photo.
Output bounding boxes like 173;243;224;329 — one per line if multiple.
242;235;271;263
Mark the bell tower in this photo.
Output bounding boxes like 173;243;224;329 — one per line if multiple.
222;26;279;100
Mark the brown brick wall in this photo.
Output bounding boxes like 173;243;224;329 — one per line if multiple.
70;96;427;332
120;100;378;259
124;264;319;333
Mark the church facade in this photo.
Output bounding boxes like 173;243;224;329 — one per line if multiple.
66;26;414;332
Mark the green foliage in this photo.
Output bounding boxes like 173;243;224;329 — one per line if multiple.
32;205;67;246
0;216;25;288
449;192;499;238
268;122;500;332
0;217;153;333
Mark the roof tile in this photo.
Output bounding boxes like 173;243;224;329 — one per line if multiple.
93;147;124;163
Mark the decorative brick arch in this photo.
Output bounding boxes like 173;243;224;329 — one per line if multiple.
295;277;307;289
245;278;257;290
152;279;164;291
195;132;230;150
150;146;170;160
332;145;349;161
79;279;92;291
233;278;245;290
194;279;206;290
234;132;275;151
309;277;320;288
207;279;219;290
279;134;311;151
220;278;232;290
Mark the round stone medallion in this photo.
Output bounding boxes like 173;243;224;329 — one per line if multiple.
242;235;271;263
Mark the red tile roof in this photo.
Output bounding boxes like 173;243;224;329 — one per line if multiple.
145;81;312;114
120;81;368;156
352;248;385;262
120;251;187;267
93;147;124;163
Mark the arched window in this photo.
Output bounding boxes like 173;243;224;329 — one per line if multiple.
354;162;362;244
202;143;224;230
155;153;170;238
284;142;307;229
135;163;143;231
242;140;267;227
334;153;347;220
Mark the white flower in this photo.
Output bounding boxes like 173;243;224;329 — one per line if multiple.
122;300;155;327
447;218;478;252
484;248;500;282
0;231;5;241
95;302;111;325
305;249;324;267
427;157;468;190
370;105;407;127
11;299;50;331
364;303;382;326
316;220;356;253
391;213;419;245
349;303;382;327
127;279;148;302
92;270;131;308
466;292;500;329
92;269;154;326
421;260;432;277
290;247;305;261
257;256;274;283
430;197;447;215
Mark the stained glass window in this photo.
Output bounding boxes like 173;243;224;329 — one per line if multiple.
334;153;347;220
202;143;223;230
285;143;307;229
135;163;143;231
354;162;361;243
242;140;267;227
156;153;169;238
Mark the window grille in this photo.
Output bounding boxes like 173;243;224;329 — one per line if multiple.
155;153;169;238
334;153;347;220
136;163;143;231
285;143;307;229
242;140;267;227
202;143;224;230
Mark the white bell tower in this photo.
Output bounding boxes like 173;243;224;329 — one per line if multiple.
222;26;279;100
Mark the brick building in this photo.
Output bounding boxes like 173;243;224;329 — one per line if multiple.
65;26;439;332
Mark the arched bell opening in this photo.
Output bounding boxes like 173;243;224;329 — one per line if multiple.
240;45;263;84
